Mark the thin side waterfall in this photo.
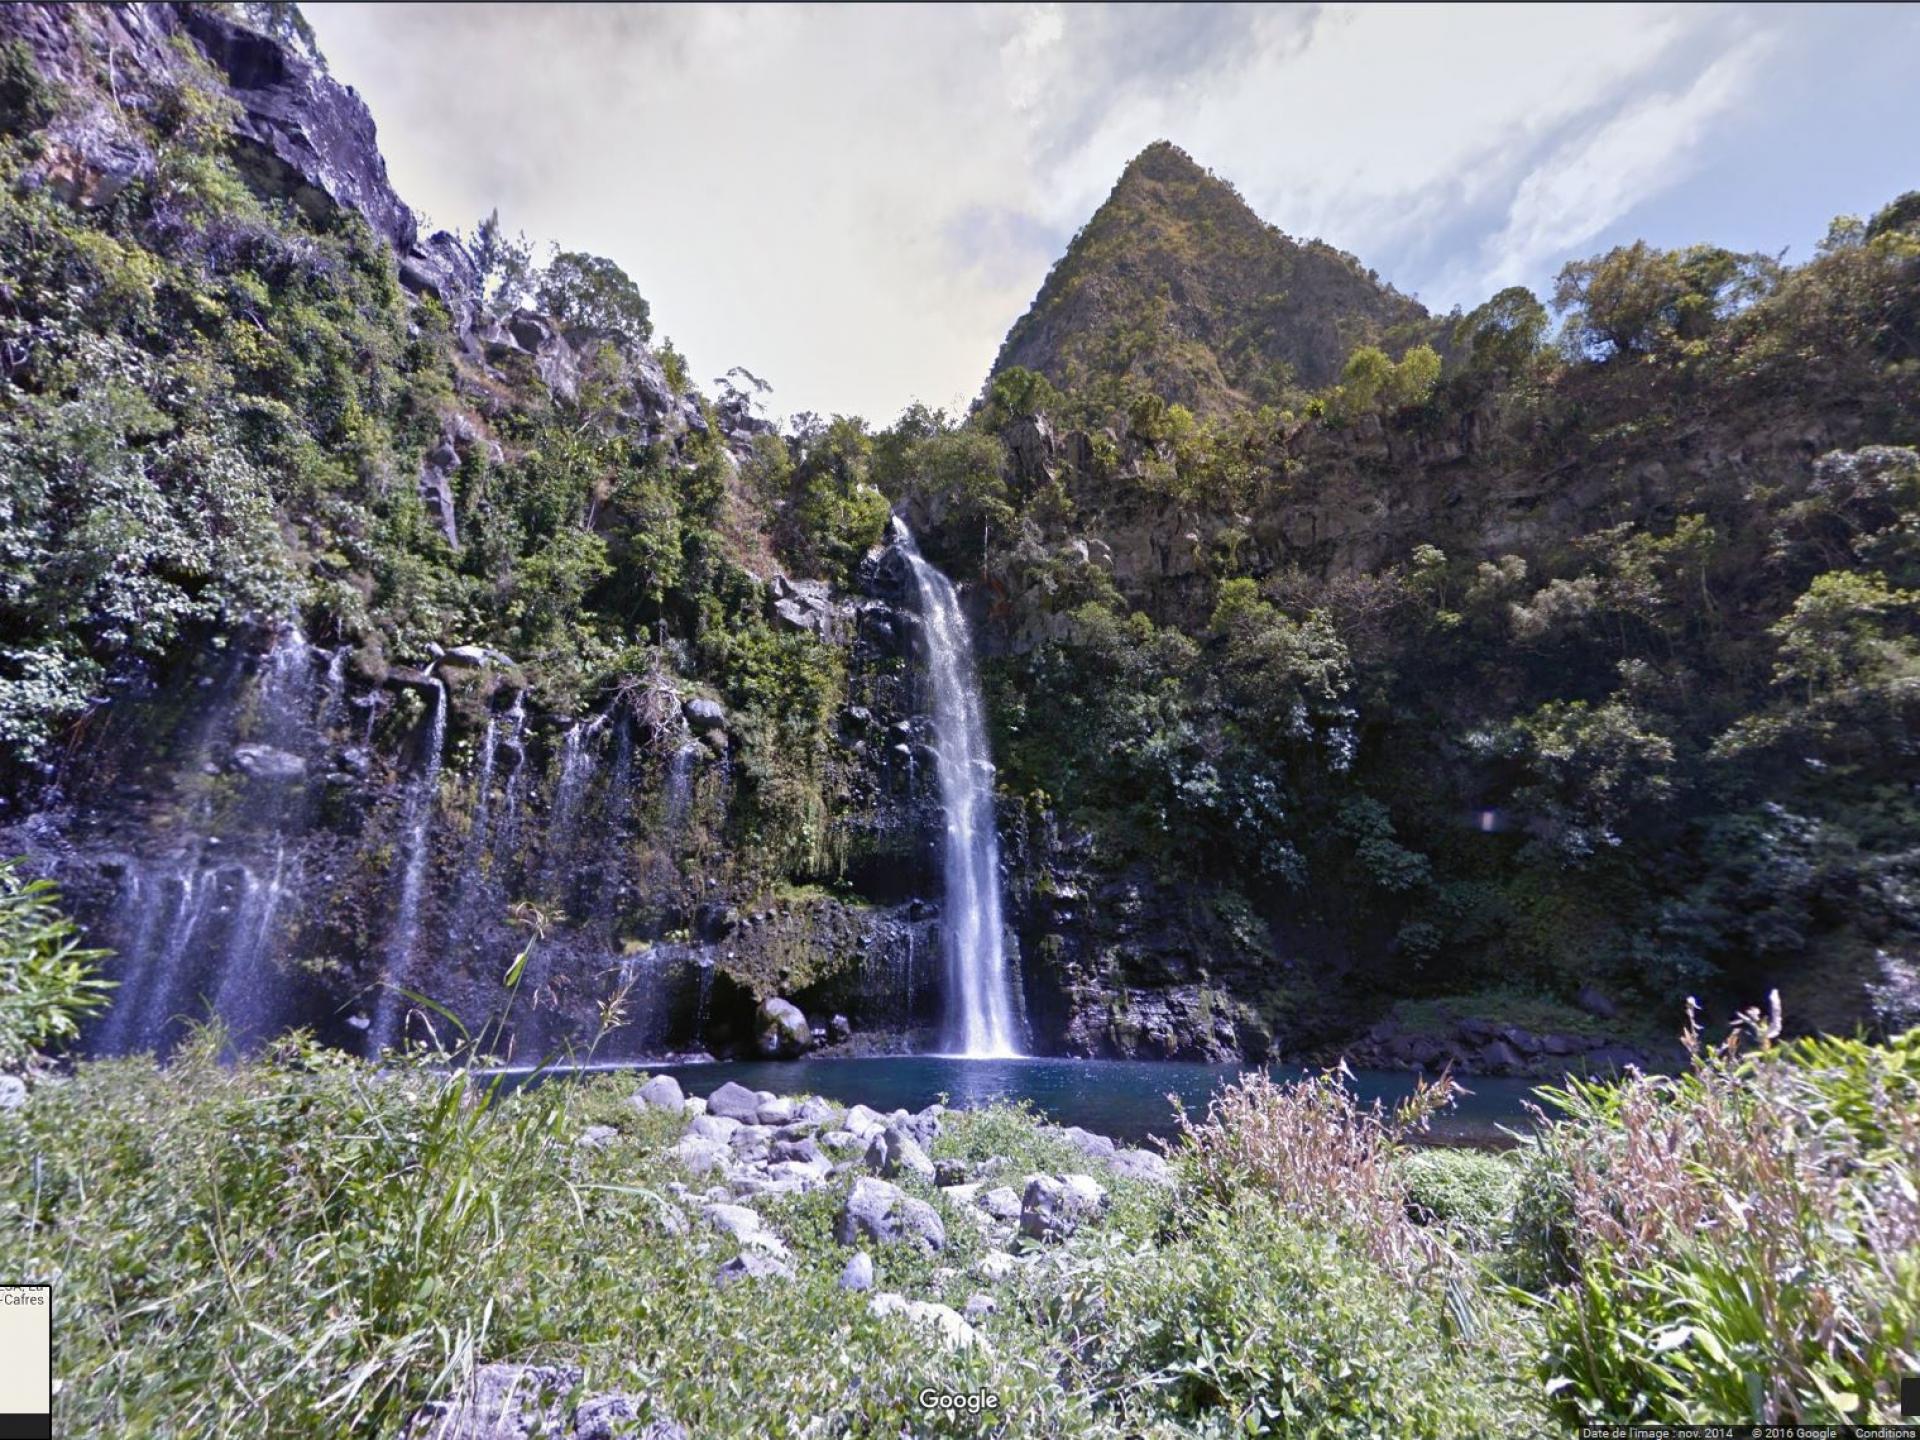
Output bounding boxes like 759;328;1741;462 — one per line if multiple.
892;519;1022;1057
370;680;446;1052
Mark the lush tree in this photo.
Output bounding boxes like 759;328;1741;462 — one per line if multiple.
468;209;534;314
1770;570;1920;703
538;250;653;346
1452;286;1548;377
1554;241;1777;358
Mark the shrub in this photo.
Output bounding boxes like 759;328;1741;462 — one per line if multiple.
1171;1065;1461;1274
0;859;112;1065
1398;1146;1521;1249
1061;1196;1548;1438
1533;999;1920;1425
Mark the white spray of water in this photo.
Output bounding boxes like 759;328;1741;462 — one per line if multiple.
892;519;1022;1057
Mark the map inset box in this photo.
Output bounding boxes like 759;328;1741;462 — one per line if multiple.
0;1286;50;1440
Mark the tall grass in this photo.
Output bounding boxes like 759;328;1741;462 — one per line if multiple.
1528;997;1920;1424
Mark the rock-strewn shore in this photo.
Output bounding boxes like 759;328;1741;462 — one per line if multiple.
402;1078;1172;1439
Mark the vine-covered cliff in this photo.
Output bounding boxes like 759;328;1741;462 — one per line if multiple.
3;4;1917;1073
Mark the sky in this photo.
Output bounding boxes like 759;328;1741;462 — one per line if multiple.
304;3;1920;426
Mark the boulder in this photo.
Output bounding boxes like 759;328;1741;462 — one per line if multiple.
1480;1039;1523;1073
715;1252;793;1287
632;1075;685;1115
868;1294;988;1354
686;1113;740;1144
838;1251;874;1292
574;1126;617;1150
682;697;727;734
755;1096;797;1126
755;998;812;1059
397;1362;580;1440
864;1125;935;1184
833;1176;945;1251
978;1186;1022;1223
933;1158;971;1187
770;1136;820;1165
670;1136;728;1177
1108;1149;1174;1187
702;1203;770;1247
705;1081;762;1123
231;744;305;782
1020;1174;1108;1241
974;1253;1017;1282
1575;985;1619;1020
1059;1126;1116;1160
843;1104;887;1138
0;1075;26;1112
962;1293;998;1322
795;1096;844;1127
828;1013;853;1044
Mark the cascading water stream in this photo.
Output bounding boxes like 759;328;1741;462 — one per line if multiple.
370;679;446;1052
892;519;1022;1058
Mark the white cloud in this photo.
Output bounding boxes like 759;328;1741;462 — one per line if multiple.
1473;33;1772;294
300;4;1810;421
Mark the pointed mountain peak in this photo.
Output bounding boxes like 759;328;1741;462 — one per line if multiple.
993;145;1431;413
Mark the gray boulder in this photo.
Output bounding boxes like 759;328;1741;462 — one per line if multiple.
978;1186;1022;1223
398;1362;581;1440
670;1136;728;1177
574;1125;617;1150
770;1136;821;1165
1108;1149;1174;1187
0;1075;26;1112
705;1081;763;1122
974;1252;1017;1282
868;1294;988;1354
864;1125;935;1184
755;1095;797;1126
632;1075;685;1115
838;1251;874;1292
833;1176;945;1251
702;1203;769;1246
231;744;306;782
715;1251;793;1287
682;697;727;734
795;1095;844;1127
687;1113;740;1144
755;998;812;1058
1060;1126;1116;1159
1020;1174;1109;1241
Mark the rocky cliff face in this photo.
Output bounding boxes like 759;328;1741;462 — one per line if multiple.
0;3;1034;1064
8;528;990;1061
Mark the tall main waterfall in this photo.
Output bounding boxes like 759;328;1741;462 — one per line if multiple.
894;520;1023;1057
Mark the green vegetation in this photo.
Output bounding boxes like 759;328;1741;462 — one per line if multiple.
8;1013;1910;1434
937;179;1920;1040
991;141;1437;417
0;861;111;1065
0;19;867;888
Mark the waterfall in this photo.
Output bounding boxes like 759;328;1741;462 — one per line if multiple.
95;626;320;1056
540;719;597;901
892;519;1022;1057
370;679;446;1052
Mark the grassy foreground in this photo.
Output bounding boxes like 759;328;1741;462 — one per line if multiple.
1;1012;1916;1437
